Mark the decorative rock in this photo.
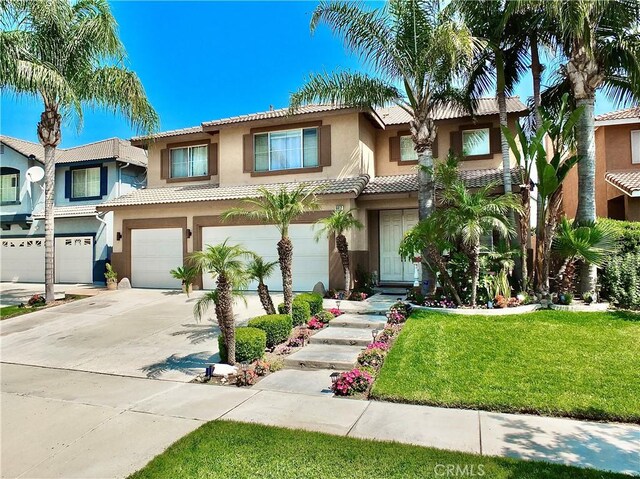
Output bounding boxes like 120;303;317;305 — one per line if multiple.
312;281;326;297
118;277;131;289
212;363;238;377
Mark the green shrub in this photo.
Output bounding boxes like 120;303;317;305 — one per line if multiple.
313;310;334;324
277;299;310;326
295;292;323;315
600;252;640;310
218;327;266;364
248;314;293;348
598;218;640;254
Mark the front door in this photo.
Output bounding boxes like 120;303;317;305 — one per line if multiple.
379;209;420;283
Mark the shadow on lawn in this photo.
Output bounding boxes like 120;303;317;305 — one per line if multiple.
605;310;640;322
489;415;639;476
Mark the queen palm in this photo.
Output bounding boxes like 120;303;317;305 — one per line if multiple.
290;0;475;293
191;241;249;366
246;256;278;315
314;209;363;296
439;181;522;307
223;184;319;314
0;0;158;302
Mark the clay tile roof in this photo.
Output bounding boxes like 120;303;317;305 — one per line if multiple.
202;104;353;128
375;97;528;125
1;136;147;167
605;170;640;196
362;168;519;195
98;175;370;208
131;125;203;142
595;106;640;122
31;205;98;219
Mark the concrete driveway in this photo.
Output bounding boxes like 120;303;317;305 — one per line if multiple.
0;282;95;306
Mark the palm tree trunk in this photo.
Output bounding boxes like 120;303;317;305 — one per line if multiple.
539;187;564;295
470;243;480;307
519;187;530;290
530;31;544;291
335;233;351;296
575;97;597;293
216;273;235;365
37;107;61;303
257;282;276;315
277;236;293;313
425;244;462;306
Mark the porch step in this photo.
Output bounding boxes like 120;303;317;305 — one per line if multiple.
330;313;388;329
308;327;373;347
283;344;364;370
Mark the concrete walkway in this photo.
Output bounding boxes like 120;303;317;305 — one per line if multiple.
2;363;638;478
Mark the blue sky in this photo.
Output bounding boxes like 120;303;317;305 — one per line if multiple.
1;1;620;148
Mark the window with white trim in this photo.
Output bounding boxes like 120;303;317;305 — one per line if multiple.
254;127;318;172
631;130;640;164
400;135;417;161
462;128;490;156
0;169;18;203
170;145;208;178
72;167;100;199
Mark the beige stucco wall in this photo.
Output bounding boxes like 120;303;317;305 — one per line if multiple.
359;113;377;177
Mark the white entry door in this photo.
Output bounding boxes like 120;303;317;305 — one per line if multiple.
379;209;420;283
201;224;328;292
130;228;183;289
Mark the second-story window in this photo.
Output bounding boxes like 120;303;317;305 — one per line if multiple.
254;127;318;172
462;128;490;156
0;168;19;204
400;135;417;162
632;130;640;164
170;145;208;178
72;167;101;199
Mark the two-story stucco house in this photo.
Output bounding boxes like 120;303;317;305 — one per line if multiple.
0;136;147;284
98;97;527;291
562;106;640;222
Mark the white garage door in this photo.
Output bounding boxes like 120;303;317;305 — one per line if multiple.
0;236;94;283
201;224;328;292
131;228;183;289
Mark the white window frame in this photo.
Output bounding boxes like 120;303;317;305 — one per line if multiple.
71;166;101;199
462;127;491;156
631;130;640;165
254;127;318;172
169;144;209;178
399;135;418;162
0;171;19;203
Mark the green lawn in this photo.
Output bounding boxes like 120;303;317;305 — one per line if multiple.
0;305;29;319
371;310;640;423
128;421;627;479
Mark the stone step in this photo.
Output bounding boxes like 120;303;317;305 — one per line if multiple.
283;344;364;370
309;327;373;346
330;314;388;329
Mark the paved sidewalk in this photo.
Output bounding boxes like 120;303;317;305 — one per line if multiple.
2;363;638;478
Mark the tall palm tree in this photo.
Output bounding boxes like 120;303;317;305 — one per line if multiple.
246;256;278;315
439;181;522;306
223;184;319;314
0;0;158;302
553;217;617;293
290;0;475;293
550;0;640;292
191;241;249;366
314;209;363;296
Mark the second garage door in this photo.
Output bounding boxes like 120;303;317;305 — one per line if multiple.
130;228;183;289
201;224;328;292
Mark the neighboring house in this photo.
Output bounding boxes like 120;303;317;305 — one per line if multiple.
562;106;640;221
0;136;147;284
99;97;527;291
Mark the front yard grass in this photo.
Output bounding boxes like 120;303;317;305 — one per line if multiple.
370;310;640;423
128;420;628;479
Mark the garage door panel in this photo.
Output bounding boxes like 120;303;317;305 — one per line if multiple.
131;228;183;289
202;224;328;292
55;237;93;284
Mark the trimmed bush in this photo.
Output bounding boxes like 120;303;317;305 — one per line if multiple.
277;299;310;326
600;252;640;310
295;292;323;315
218;327;266;364
248;314;293;348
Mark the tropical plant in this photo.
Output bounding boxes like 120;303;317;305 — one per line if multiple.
0;0;158;302
223;184;319;314
553;217;617;294
314;209;363;296
169;265;198;296
104;263;118;281
191;240;249;365
290;0;476;293
246;256;278;315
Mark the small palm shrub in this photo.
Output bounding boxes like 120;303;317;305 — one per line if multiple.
295;292;323;315
278;298;310;326
218;327;265;363
247;314;293;349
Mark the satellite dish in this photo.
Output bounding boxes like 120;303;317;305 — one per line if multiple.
26;166;44;183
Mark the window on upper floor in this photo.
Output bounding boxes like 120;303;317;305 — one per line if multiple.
400;135;418;162
0;168;19;204
632;130;640;164
72;166;101;199
462;128;491;156
254;127;318;172
170;144;208;178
